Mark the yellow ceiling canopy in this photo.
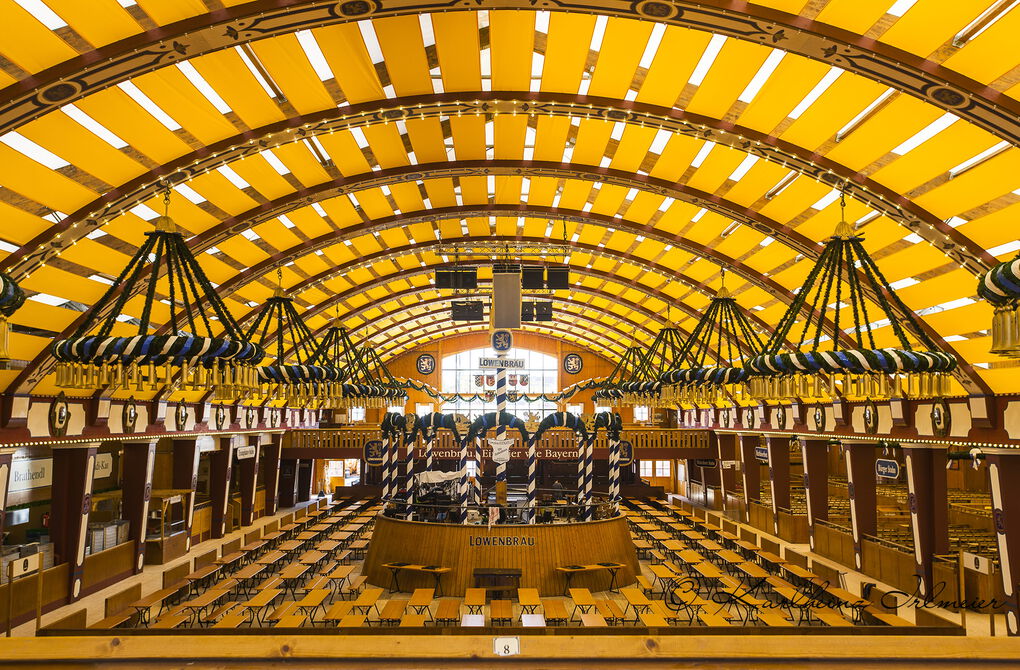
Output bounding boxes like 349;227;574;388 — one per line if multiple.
0;0;1018;398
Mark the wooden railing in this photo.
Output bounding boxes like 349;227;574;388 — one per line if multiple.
282;427;711;451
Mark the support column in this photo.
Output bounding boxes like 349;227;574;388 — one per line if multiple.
800;438;830;553
51;447;97;601
262;436;282;516
903;445;949;600
739;435;762;521
210;439;235;539
238;437;262;526
0;452;11;546
121;441;156;574
278;459;298;508
494;358;508;506
987;451;1020;636
767;437;791;536
844;442;877;571
172;440;202;551
716;433;738;515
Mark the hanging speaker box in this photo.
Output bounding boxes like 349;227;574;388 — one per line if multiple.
534;301;553;321
492;268;522;329
546;267;569;289
521;301;536;322
522;266;545;290
451;300;484;321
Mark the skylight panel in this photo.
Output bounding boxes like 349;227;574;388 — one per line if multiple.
889;277;919;290
948;140;1009;178
0;131;68;169
295;30;334;81
728;154;759;181
61;103;128;149
278;215;296;229
13;0;66;29
810;188;841;211
836;88;895;142
535;11;550;33
358;21;385;64
176;61;232;114
903;232;923;243
479;48;491;91
610;122;625;141
530;51;544;92
989;240;1020;256
419;14;436;48
737;50;785;104
657;197;674;212
234;46;280;99
788;67;842;119
638;24;666;69
589;15;608;52
891;113;957;155
649;129;672;154
262;149;291;175
688;35;726;86
28;292;67;306
0;239;19;253
690;141;715;168
349;127;370;149
691;208;707;222
241;229;259;241
216;165;251;189
312;203;327;217
887;0;919;16
175;183;206;204
118;82;182;131
130;204;160;221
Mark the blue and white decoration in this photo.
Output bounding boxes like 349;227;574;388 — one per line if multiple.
416;353;436;375
492;329;513;352
563;353;584;374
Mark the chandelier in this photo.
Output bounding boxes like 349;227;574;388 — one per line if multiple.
593;344;651;407
978;253;1020;358
660;280;764;406
309;325;406;408
745;192;956;402
244;273;344;406
51;187;263;397
616;323;689;408
0;273;25;360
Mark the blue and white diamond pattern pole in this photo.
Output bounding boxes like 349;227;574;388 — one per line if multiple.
491;329;513;505
526;434;538;523
458;434;470;523
404;431;415;520
582;430;595;521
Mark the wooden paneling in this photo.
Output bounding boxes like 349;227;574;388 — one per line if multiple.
363;515;639;596
81;542;134;591
104;583;141;618
0;563;69;627
814;523;855;566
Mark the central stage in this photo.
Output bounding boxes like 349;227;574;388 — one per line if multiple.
362;514;640;596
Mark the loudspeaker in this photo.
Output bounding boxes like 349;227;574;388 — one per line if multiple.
451;300;484;321
546;267;569;289
492;268;521;329
534;301;553;321
435;269;477;289
521;302;535;322
522;266;545;290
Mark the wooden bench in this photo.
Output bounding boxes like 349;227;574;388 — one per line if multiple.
635;575;655;597
344;575;368;599
275;614;306;628
542;599;569;626
40;608;87;631
489;600;513;626
89;583;142;629
812;608;854;627
595;599;626;625
400;613;429;627
754;608;794;627
697;610;732;626
434;599;460;626
864;606;913;627
150;613;190;629
323;601;354;624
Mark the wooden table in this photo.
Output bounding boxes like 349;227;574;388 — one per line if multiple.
408;588;435;617
682;530;705;542
649;564;680;593
620;587;653;620
184;564;220;596
279;563;310;598
555;562;625;595
382;562;451;595
278;540;302;554
256;550;286;567
757;550;787;569
568;588;596;620
464;588;487;614
180;588;229;622
349;539;370;559
231;563;265;597
517;588;542;614
296;531;317;542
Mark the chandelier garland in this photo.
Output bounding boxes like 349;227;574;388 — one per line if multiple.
593;345;650;405
978;253;1020;358
745;192;956;401
0;273;25;359
309;326;405;407
660;279;765;406
51;187;263;397
244;273;344;405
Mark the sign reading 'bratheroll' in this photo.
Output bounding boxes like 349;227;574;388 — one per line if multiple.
479;358;526;369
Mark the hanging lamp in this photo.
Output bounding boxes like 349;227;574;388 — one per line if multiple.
308;324;403;408
593;343;650;407
977;253;1020;357
0;273;26;360
244;271;344;406
745;191;956;401
617;313;689;408
51;186;263;397
660;273;765;406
